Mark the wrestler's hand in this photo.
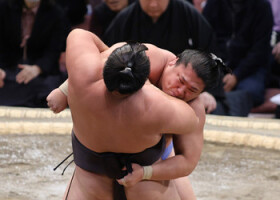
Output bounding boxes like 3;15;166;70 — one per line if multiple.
199;92;217;114
116;163;144;187
47;88;68;113
0;68;6;88
16;64;41;84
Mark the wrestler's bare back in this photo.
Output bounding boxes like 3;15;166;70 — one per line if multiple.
67;39;184;153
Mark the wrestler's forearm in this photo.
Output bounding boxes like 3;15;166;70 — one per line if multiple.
119;147;200;186
151;139;201;180
149;155;196;180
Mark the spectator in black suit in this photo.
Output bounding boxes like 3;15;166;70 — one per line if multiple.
203;0;274;116
0;0;68;107
90;0;135;39
55;0;88;27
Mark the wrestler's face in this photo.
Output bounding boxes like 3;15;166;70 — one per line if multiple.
24;0;40;9
160;62;205;102
139;0;169;22
105;0;129;12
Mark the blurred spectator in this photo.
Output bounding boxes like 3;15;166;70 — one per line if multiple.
251;0;280;117
268;0;280;90
0;68;5;88
103;0;231;115
203;0;274;116
88;0;103;10
0;0;67;107
55;0;89;73
276;106;280;118
103;0;215;55
187;0;207;13
90;0;135;38
270;93;280;118
55;0;87;27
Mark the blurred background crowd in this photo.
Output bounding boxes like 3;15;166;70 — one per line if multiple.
0;0;279;118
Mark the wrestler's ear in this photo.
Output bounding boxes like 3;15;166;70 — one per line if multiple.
168;58;178;67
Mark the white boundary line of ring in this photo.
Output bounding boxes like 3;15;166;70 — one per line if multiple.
1;106;279;151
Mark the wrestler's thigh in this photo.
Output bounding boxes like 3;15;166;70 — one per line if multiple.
175;176;196;200
125;180;180;200
65;167;113;200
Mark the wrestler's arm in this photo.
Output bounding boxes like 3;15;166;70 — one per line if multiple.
47;29;109;112
118;97;205;186
157;98;205;179
66;29;105;97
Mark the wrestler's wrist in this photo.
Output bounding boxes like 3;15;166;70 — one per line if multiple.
59;80;68;96
142;166;153;180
